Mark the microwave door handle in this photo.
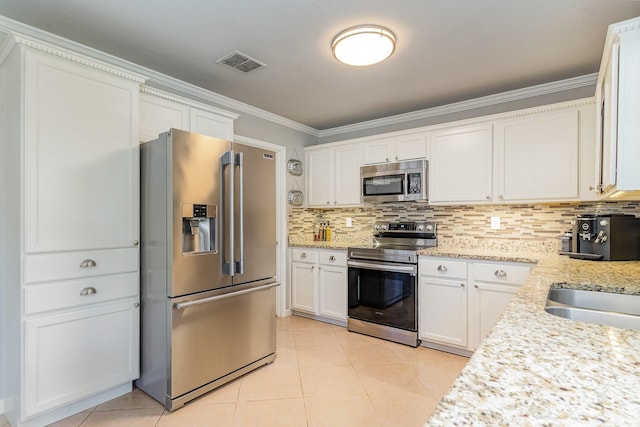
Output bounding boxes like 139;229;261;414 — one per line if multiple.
235;152;244;275
221;150;235;276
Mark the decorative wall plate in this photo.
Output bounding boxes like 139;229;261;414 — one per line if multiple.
288;189;304;206
287;158;303;176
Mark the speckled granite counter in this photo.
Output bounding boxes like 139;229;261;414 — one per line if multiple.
423;249;640;426
287;240;357;250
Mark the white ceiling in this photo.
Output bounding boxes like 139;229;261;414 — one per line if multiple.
0;1;639;130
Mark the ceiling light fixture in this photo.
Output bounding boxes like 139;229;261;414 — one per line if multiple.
331;25;396;66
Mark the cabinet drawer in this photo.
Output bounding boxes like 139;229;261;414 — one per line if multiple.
420;258;467;279
291;248;318;264
25;248;139;284
25;272;139;315
473;262;531;285
318;250;347;267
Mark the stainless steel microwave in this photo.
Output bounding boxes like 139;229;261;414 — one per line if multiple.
361;159;428;203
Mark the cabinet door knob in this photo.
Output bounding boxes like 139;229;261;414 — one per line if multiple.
460;283;465;288
133;240;139;246
486;195;491;200
134;302;140;308
329;255;336;261
79;259;97;268
80;287;97;296
494;270;507;278
437;265;448;272
474;284;479;289
498;194;504;200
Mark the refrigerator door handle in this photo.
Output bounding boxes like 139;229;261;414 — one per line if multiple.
221;150;235;276
235;152;244;275
173;282;280;310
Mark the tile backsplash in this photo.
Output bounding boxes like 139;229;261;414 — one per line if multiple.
288;201;640;251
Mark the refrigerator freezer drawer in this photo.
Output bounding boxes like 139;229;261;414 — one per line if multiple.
169;282;278;403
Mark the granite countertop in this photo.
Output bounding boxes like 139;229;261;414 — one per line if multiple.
424;250;640;426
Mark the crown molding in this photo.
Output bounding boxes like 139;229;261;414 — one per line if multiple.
319;73;597;138
313;97;596;147
0;14;602;141
141;86;239;120
0;15;319;137
10;32;147;83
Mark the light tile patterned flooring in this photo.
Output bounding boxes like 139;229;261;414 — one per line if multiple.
1;315;468;427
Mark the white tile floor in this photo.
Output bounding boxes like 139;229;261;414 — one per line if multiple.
1;315;468;427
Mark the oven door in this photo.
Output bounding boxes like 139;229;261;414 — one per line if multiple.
347;259;417;331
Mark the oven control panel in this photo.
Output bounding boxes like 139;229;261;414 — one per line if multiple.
373;221;435;234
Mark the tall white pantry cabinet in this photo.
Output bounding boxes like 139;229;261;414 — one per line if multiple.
1;35;145;427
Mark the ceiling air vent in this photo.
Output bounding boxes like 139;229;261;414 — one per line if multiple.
217;51;266;73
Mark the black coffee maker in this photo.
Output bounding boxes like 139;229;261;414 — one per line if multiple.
568;214;640;261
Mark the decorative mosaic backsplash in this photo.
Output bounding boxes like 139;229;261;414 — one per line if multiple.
287;201;640;251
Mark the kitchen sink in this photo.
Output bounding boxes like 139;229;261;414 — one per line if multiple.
545;288;640;330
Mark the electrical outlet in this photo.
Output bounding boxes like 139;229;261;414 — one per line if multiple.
346;217;353;228
491;216;500;230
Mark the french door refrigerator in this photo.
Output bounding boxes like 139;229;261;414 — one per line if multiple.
135;129;278;410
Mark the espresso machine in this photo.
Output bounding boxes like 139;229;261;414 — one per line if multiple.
568;214;640;261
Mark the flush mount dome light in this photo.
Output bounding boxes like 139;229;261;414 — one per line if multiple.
332;25;396;66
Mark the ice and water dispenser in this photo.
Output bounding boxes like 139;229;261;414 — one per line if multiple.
182;203;217;254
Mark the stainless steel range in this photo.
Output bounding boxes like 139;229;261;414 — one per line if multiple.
347;221;436;347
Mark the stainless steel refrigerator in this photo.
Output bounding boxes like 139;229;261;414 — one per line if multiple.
135;129;278;411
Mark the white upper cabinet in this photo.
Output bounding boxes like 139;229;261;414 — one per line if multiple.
595;17;640;199
23;50;141;253
139;92;189;142
139;87;237;142
493;110;579;202
306;148;334;207
306;143;362;207
334;143;363;206
428;100;595;205
190;107;235;141
362;132;426;164
429;124;493;203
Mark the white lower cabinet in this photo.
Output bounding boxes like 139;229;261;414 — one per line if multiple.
419;256;531;353
24;300;139;417
467;261;531;350
290;248;347;323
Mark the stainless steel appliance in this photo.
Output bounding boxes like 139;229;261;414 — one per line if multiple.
361;159;428;203
347;222;436;346
136;129;278;410
565;214;640;261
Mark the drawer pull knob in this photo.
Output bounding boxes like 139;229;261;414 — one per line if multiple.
134;302;140;308
437;265;448;272
80;287;97;296
475;284;479;289
80;259;97;268
133;240;139;246
494;270;507;278
301;253;307;258
329;255;336;261
460;283;465;288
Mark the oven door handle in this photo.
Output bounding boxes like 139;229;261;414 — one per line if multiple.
347;260;417;274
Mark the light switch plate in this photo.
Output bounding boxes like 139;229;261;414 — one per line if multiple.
346;217;353;227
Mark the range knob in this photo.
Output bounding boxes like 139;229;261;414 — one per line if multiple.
374;224;381;231
417;224;425;231
426;224;434;232
381;224;388;230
